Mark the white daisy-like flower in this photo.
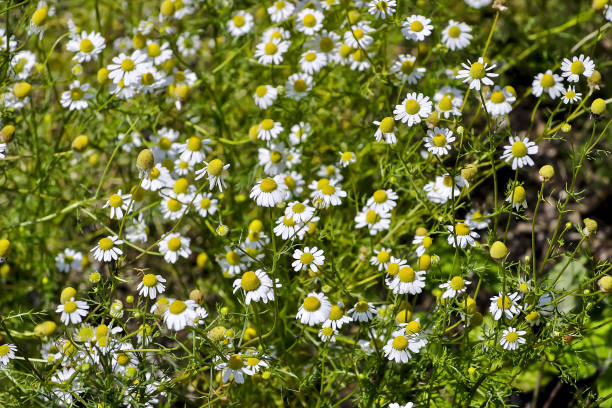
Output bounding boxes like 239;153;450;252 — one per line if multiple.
66;30;106;62
507;185;527;210
176;136;212;166
296;9;324;36
349;49;372;72
348;301;377;322
253;85;278;109
261;27;291;43
442;20;472;51
299;49;327;74
177;33;201;57
195;159;230;192
103;189;133;220
386;265;426;295
424;174;468;204
0;28;17;53
367;0;396;19
456;57;498;90
227;11;253;37
159;233;191;264
391;54;426;85
354;206;391;235
137;274;166;299
532;70;564;99
268;1;295;22
309;30;340;57
344;22;374;49
55;248;83;273
216;354;251;384
285;73;313;100
373;117;397;144
490;292;522;320
250;175;288;207
60;81;94;111
292;246;325;273
309;178;347;208
320;0;340;9
125;214;148;243
289;122;311;145
370;247;392;271
91;235;123;262
393;92;433;126
273;213;307;241
424;127;455;156
296;292;332;326
366;189;397;213
107;51;149;86
29;1;54;37
500;136;538;170
500;327;527;350
485;86;515;116
0;343;17;368
243;354;269;376
255;38;290;65
318;327;338;343
338;151;356;167
447;223;480;248
192;192;218;218
112;342;138;373
10;51;36;80
383;334;413;363
233;269;279;305
561;86;582;104
142;163;172;191
401;15;433;41
322;304;352;329
283;171;306;198
163;299;198;331
56;298;89;325
144;40;172;65
465;208;491;230
218;247;248;277
389;403;414;408
560;54;595;83
257;119;283;141
284;200;314;223
439;276;471;298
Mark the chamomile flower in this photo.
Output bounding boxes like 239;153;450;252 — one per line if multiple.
296;9;324;36
355;206;391;235
227;11;253;37
368;0;397;19
283;201;313;223
386;265;426;295
501;136;538;170
56;298;89;325
389;403;414;408
261;27;291;42
177;33;201;57
55;249;83;273
561;86;582;104
383;334;413;363
29;1;54;37
401;15;433;41
338;151;356;167
0;143;6;159
447;223;479;248
243;355;269;375
440;276;471;298
456;57;498;90
309;30;340;57
507;185;527;210
424;174;468;204
193;192;218;218
394;92;433;126
485;86;516;116
292;246;325;273
465;208;491;230
176;136;211;166
216;354;251;384
442;20;472;51
91;235;123;262
60;81;94;111
137;274;166;299
490;292;522;320
142;163;172;191
309;178;347;208
257;119;283;141
561;54;595;83
344;22;374;49
125;214;148;243
255;38;290;65
250;175;288;207
67;31;106;62
274;213;306;240
465;0;492;7
10;51;36;80
322;304;352;329
500;327;526;350
219;248;248;277
0;343;17;368
373;117;397;144
348;301;377;322
163;299;197;331
268;1;295;22
296;292;331;326
0;28;17;52
371;247;392;271
424;127;455;156
299;50;327;74
318;327;338;343
144;40;172;65
253;85;278;109
233;270;279;304
349;49;372;72
159;233;191;264
391;54;426;85
107;51;149;86
285;73;313;100
320;0;340;9
532;70;564;99
103;189;133;219
112;343;138;373
195;159;230;192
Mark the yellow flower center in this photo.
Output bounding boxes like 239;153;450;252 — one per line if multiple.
240;271;261;291
422;236;432;248
355;301;369;313
469;62;485;79
570;60;584;75
228;354;243;370
392;335;408;350
443;175;454;187
117;353;130;366
329;305;342;320
283;215;296;226
99;237;114;251
365;210;380;224
496;296;512;309
275;1;286;9
64;301;77;314
31;6;49;26
147;43;161;57
404;99;420;115
300;252;314;265
565;90;576;99
505;332;519;342
265;42;277;55
232;15;245;27
438;96;452;111
167;237;182;251
511;141;527;157
450;276;465;291
292;203;305;213
167;198;182;212
321;327;334;337
78;327;94;341
207;159;224;176
303;296;321;311
260;178;277;193
187;136;202;152
540;74;554;88
448;25;461;38
490;91;505;104
109;194;123;208
526;311;538;322
142;274;157;287
121;58;135;72
373;190;387;203
321;184;336;195
405;320;421;334
352;49;366;62
387;262;399;276
379;117;394;133
169;300;186;315
319;37;334;53
455;223;470;236
433;133;447;147
142;72;155;85
70;87;84;100
376;1;388;11
377;250;390;263
226;251;240;265
410;20;423;32
339;44;352;58
261;119;274;131
353;28;364;39
256;85;268;97
303;14;316;27
305;52;316;62
270;150;282;163
511;186;526;203
399;266;415;283
80;39;94;53
173;178;188;194
401;59;414;74
472;211;483;221
200;197;211;209
293;79;307;92
246;357;260;367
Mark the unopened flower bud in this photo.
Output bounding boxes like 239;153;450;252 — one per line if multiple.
583;218;598;236
60;286;77;304
597;276;612;292
489;241;508;260
0;125;15;143
136;148;155;171
591;98;606;115
539;165;555;181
